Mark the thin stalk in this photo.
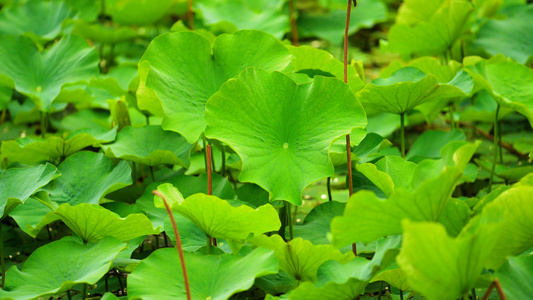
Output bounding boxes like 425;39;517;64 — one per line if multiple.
449;104;455;129
152;190;192;300
400;113;406;158
115;269;124;295
81;283;87;300
278;202;288;241
288;0;299;46
0;222;5;289
40;111;48;138
187;0;194;30
327;177;333;201
399;290;404;300
150;166;156;182
292;205;298;225
206;235;211;254
67;290;72;300
207;145;212;196
164;233;169;247
488;105;500;193
471;288;477;300
131;162;137;185
481;278;507;300
377;281;383;300
287;203;294;240
344;0;355;198
202;135;209;172
221;145;226;177
0;109;6;125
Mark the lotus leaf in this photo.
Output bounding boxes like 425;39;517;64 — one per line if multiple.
155;184;281;241
102;125;191;167
293;201;346;245
496;255;533;300
0;163;60;218
0;35;99;112
127;247;278;300
0;236;126;300
205;68;366;205
397;221;501;300
106;0;174;25
357;156;417;197
138;30;293;142
49;151;131;205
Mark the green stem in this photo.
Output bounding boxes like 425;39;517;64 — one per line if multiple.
449;104;455;129
202;135;208;172
221;145;226;177
377;281;383;300
400;289;404;300
206;235;211;255
327;177;332;201
0;221;5;289
471;288;477;299
278;203;288;241
287;203;294;240
67;290;72;300
150;166;156;182
488;105;500;193
81;283;87;300
400;113;406;158
0;109;6;125
131;162;137;185
40;111;48;138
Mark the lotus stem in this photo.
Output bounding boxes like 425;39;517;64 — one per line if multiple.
377;281;383;300
81;283;87;300
40;111;48;138
471;288;477;299
289;0;299;46
481;278;507;300
0;221;5;289
287;203;294;240
488;104;500;193
152;190;192;300
187;0;194;30
221;145;226;177
67;290;72;300
278;202;288;241
0;109;6;125
400;290;403;300
449;104;455;129
150;166;155;182
206;144;213;196
131;162;137;185
327;177;332;201
400;113;406;158
206;235;211;254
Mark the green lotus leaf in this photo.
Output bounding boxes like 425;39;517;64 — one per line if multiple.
138;30;293;142
474;5;533;64
106;0;174;25
331;142;478;246
406;129;466;162
1;127;117;165
371;263;412;291
54;203;158;243
0;236;126;300
288;278;367;300
496;255;533;300
357;67;470;115
205;68;366;205
297;0;387;44
167;173;235;199
0;35;99;112
9;192;60;238
293;201;346;246
49;151;132;205
127;247;278;300
380;57;462;82
102;125;191;167
155;184;281;241
197;0;288;39
438;198;472;237
287;45;365;94
248;234;354;282
164;212;210;252
357;156;417;197
73;20;138;44
465;58;533;128
383;0;474;57
469;186;533;269
396;220;501;300
0;1;75;41
0;163;60;218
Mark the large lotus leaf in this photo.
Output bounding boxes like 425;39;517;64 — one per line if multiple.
205;69;366;205
138;30;293;143
466;59;533;128
73;20;138;44
49;151;132;205
128;247;278;300
380;57;462;83
469;186;533;269
0;1;75;41
331;142;478;247
297;0;387;44
102;125;191;167
54;203;158;243
383;0;474;57
496;255;533;300
167;173;235;199
357;156;417;197
287;45;364;93
9;193;60;238
1;127;117;165
397;221;501;300
164;212;209;252
438;198;472;237
293;201;346;246
155;184;281;241
406;129;466;162
0;163;60;218
357;67;470;115
0;35;99;112
106;0;174;25
289;278;368;300
474;5;533;64
0;236;126;300
371;264;412;291
197;0;288;39
248;234;354;282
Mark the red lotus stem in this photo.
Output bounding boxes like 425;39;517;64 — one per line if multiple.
152;191;192;300
206;144;216;246
289;0;299;46
187;0;194;30
481;278;507;300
